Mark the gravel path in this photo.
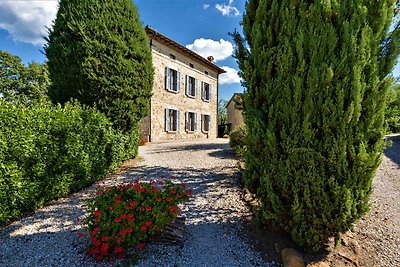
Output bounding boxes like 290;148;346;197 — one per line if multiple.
0;138;271;266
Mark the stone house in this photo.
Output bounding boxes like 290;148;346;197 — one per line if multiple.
226;93;244;133
140;26;226;142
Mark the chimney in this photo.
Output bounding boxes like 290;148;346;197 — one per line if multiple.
207;56;214;62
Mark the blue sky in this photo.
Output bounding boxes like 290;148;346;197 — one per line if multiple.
0;0;399;101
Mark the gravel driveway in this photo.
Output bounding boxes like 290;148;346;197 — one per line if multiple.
0;138;270;266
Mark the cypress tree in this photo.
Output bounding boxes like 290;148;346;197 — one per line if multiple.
45;0;153;132
233;0;400;251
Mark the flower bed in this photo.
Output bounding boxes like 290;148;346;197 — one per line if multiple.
81;178;192;261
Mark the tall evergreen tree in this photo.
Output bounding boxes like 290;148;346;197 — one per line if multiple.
233;0;400;251
45;0;153;132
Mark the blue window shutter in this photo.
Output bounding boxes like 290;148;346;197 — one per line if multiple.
195;79;198;97
209;84;212;101
177;110;180;132
165;67;170;90
177;71;181;93
185;75;189;95
165;108;170;131
194;113;197;131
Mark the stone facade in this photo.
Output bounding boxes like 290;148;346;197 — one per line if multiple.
226;93;244;133
141;27;225;142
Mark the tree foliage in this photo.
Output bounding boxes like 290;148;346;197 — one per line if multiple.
0;50;49;102
234;0;400;251
385;79;400;133
45;0;153;132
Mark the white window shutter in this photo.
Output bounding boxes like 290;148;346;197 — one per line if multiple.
209;84;212;101
177;110;180;132
165;108;170;131
208;116;211;132
185;112;188;131
177;71;181;93
201;82;204;100
165;67;170;90
194;113;197;131
195;79;198;97
185;75;189;95
201;114;204;132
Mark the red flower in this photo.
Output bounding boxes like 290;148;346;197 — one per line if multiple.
127;213;134;219
145;206;152;211
100;243;109;253
135;243;145;249
115;195;122;200
185;189;192;196
169;205;176;212
139;206;144;211
96;218;101;223
120;214;127;219
93;239;101;247
126;228;133;233
153;188;159;193
141;225;147;231
170;188;176;194
108;206;113;211
114;247;124;253
161;175;165;179
156;197;162;202
95;254;103;261
129;200;136;207
78;233;85;238
181;183;186;188
94;210;101;217
91;227;99;235
116;238;122;244
114;218;121;223
166;196;172;202
145;221;152;226
158;180;164;186
120;229;127;237
178;193;183;198
115;199;121;204
101;236;108;242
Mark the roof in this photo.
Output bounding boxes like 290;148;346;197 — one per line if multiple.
226;93;243;108
145;26;226;75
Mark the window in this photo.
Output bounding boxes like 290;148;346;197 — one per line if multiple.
165;67;180;93
185;112;197;132
185;75;198;97
201;114;211;132
165;108;180;132
201;82;212;102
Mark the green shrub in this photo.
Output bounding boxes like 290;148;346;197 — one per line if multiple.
233;0;399;252
229;126;247;159
45;0;153;133
82;179;191;261
0;100;138;226
385;81;400;133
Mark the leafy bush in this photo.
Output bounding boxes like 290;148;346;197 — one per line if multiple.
229;126;247;159
385;81;400;133
82;178;191;261
0;100;138;226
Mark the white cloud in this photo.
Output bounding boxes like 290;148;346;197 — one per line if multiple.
203;4;210;10
0;1;59;46
215;0;240;17
186;38;233;62
219;66;241;84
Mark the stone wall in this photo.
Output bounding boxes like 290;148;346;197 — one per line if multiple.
147;39;219;142
226;95;244;133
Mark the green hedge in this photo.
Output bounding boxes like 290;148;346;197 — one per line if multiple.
0;100;139;226
229;126;247;159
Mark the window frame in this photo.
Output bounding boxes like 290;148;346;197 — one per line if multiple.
201;81;212;102
185;111;197;132
185;75;198;98
201;114;211;133
165;108;180;132
165;67;180;93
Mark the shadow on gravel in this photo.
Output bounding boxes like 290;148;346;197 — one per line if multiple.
384;135;400;166
145;140;236;160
